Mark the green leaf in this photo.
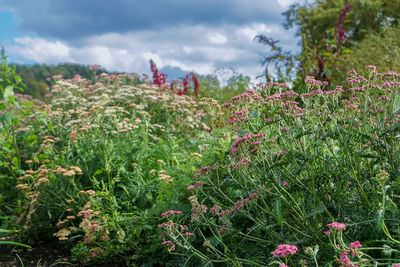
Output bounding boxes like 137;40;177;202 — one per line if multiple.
370;88;385;95
11;157;19;168
15;169;25;176
322;52;332;56
377;209;384;231
47;122;55;132
0;229;18;233
273;198;283;227
93;169;104;176
393;95;400;114
26;133;37;145
342;49;352;54
4;86;14;101
0;240;31;248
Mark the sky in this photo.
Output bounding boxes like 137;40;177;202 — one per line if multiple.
0;0;302;82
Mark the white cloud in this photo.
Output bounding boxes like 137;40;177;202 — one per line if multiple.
277;0;298;8
237;23;272;41
10;36;71;63
8;22;299;82
208;33;228;44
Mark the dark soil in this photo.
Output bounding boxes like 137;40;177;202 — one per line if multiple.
0;239;126;267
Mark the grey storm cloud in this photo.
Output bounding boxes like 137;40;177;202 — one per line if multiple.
3;0;286;40
3;0;302;81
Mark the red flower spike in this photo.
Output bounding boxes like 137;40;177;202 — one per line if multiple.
149;59;167;86
182;75;189;94
191;73;199;97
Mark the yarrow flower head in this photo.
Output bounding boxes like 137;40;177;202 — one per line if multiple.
339;251;355;267
324;230;331;235
271;244;298;258
326;222;346;230
161;210;183;217
161;240;176;251
349;240;362;256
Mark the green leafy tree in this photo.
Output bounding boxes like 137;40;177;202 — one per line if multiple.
197;73;250;103
257;0;400;89
286;0;399;85
336;24;400;79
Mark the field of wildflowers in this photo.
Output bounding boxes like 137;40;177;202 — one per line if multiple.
1;49;400;266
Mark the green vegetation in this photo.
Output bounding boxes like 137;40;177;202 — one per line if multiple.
2;51;400;265
257;0;400;89
1;1;400;266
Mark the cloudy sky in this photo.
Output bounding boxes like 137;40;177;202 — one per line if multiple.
0;0;302;81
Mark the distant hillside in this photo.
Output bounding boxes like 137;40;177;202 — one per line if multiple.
14;63;115;100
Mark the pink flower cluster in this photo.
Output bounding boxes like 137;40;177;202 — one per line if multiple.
346;75;367;84
365;65;376;71
210;204;222;214
161;210;183;217
348;87;365;92
88;65;100;70
161;240;176;251
305;76;329;86
217;192;258;216
232;133;254;148
382;81;400;88
187;181;205;190
265;93;283;102
181;232;195;237
280;90;299;99
193;166;212;179
273;149;288;157
233;193;258;210
89;248;104;258
229;110;249;124
77;209;93;220
271;244;298;258
158;220;177;230
282;100;299;107
191;203;208;221
232;158;252;171
339;251;356;267
230;133;265;155
231;90;263;104
349;240;362;256
326;222;346;230
257;81;289;90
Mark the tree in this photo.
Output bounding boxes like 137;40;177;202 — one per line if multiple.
257;0;400;90
336;24;400;79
